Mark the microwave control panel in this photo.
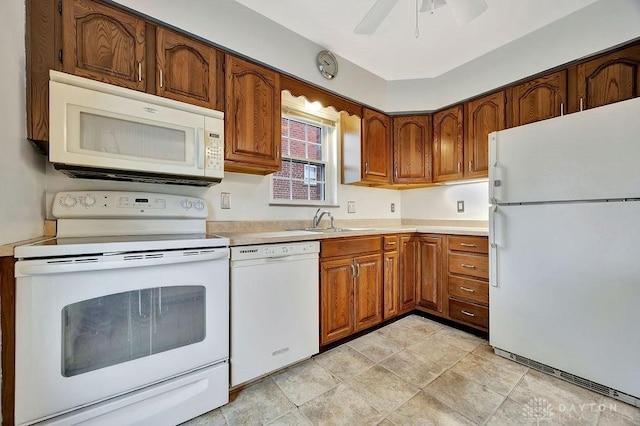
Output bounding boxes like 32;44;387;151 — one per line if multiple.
206;131;224;172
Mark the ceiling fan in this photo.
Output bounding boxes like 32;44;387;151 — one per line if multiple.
354;0;488;35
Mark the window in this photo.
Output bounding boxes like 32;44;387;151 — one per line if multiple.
271;93;338;206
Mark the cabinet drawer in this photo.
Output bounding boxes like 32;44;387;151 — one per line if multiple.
448;253;488;279
448;275;488;305
448;236;488;254
449;299;489;329
321;236;382;259
383;235;399;251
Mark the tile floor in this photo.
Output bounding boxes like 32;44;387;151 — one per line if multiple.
183;315;640;426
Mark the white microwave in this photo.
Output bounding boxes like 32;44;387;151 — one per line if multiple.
49;71;224;186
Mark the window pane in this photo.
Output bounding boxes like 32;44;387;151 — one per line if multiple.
273;178;291;199
62;286;205;377
273;159;292;178
273;114;331;203
308;143;322;161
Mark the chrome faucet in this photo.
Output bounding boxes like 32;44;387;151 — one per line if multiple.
312;208;334;229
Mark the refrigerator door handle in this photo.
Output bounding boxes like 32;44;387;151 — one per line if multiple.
489;133;499;204
490;205;499;288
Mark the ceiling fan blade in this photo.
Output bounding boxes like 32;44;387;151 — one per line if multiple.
354;0;399;34
447;0;488;25
419;0;447;13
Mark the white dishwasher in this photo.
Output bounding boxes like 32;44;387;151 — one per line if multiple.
230;241;320;387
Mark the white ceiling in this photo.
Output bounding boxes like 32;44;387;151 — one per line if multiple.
233;0;600;81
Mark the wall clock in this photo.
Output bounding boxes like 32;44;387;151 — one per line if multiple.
317;50;338;79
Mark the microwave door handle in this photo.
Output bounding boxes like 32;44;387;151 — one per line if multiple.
196;128;204;170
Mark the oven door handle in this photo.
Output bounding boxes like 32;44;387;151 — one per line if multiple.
15;250;229;277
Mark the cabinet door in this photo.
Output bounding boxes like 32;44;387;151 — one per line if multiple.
511;71;567;127
433;105;464;183
416;236;443;313
576;44;640;111
362;108;392;183
62;0;146;91
465;92;505;178
320;258;354;345
383;251;399;319
393;115;432;184
156;28;222;110
354;254;383;332
398;236;418;313
225;55;281;174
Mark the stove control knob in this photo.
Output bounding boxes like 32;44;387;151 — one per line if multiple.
61;195;77;208
181;199;192;209
194;201;204;210
84;195;96;207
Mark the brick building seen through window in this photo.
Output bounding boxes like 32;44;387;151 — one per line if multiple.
272;117;327;202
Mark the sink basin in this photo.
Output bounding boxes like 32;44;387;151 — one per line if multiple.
299;227;374;233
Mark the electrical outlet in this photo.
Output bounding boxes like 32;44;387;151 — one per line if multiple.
347;201;356;214
457;200;465;213
221;192;231;209
390;203;395;213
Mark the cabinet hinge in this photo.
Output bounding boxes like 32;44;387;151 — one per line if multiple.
58;1;62;14
58;50;63;63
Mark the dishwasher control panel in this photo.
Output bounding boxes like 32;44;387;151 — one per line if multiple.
231;241;319;261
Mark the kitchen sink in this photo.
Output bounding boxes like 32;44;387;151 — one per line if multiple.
299;227;374;233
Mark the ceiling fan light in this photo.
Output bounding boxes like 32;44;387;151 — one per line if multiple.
354;0;399;34
419;0;446;13
448;0;488;26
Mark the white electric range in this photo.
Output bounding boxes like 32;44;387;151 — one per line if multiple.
14;191;229;426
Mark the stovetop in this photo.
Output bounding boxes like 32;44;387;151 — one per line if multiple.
15;233;229;259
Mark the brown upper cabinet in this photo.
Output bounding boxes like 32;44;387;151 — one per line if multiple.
362;108;392;184
465;91;506;178
224;55;281;174
156;28;223;110
433;105;464;183
393;115;432;184
574;44;640;112
62;0;146;91
510;70;567;127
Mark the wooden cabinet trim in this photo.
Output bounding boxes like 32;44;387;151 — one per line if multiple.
1;257;16;425
281;74;362;117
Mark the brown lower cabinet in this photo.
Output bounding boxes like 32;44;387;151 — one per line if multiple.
416;236;444;313
444;235;489;331
398;235;418;314
383;235;399;319
320;236;383;346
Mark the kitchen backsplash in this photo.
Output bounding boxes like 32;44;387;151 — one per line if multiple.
45;164;488;222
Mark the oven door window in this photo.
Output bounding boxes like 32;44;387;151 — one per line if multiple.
62;286;205;377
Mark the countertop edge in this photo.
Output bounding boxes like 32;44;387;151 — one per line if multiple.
220;226;488;246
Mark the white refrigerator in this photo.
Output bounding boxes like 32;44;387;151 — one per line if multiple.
489;97;640;407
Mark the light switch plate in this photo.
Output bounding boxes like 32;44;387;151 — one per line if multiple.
391;203;395;213
457;200;464;213
347;201;356;214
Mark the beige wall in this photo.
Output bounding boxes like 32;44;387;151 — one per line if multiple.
0;1;46;245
